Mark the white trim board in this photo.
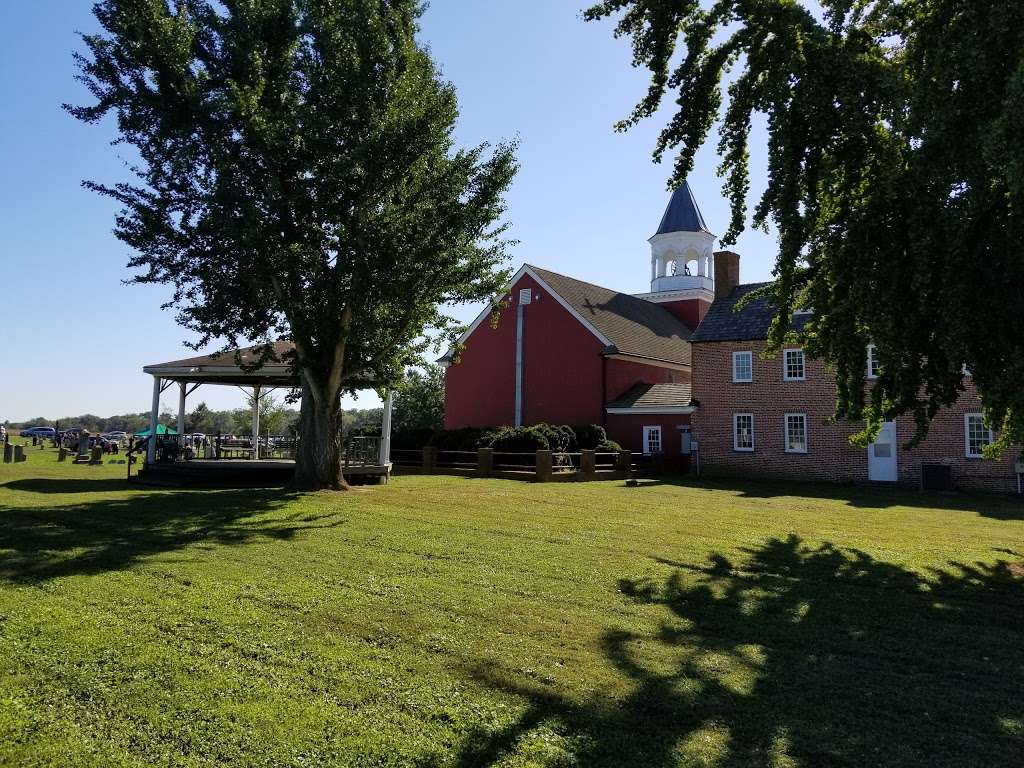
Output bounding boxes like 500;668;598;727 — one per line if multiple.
606;406;695;415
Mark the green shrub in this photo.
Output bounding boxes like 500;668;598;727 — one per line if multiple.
532;423;577;452
482;426;550;453
570;424;608;450
597;439;622;452
390;428;437;451
430;427;494;452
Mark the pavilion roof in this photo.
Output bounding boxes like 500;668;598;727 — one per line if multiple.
143;341;298;387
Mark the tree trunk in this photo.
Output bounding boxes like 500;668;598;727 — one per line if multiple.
291;376;348;490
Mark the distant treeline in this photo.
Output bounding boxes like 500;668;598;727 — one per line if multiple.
6;404;383;437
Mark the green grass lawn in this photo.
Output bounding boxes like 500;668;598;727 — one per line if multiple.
1;446;1022;767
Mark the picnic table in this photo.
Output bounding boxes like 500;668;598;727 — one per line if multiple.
217;439;256;459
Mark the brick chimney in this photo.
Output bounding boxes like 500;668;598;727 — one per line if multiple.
714;250;741;299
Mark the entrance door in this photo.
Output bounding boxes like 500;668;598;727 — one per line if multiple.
868;421;897;482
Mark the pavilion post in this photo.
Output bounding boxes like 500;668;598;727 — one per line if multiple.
147;375;161;464
177;382;187;451
379;389;393;466
252;385;261;460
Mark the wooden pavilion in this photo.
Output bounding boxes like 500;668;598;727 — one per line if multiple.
140;342;393;486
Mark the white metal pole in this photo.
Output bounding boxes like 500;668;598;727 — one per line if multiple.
252;385;261;460
177;382;187;451
147;376;161;464
379;389;393;466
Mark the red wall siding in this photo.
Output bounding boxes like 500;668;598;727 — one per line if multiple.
444;273;606;429
605;358;690;403
657;298;711;331
606;412;692;473
443;293;517;429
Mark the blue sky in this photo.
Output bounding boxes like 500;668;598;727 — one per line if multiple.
0;1;775;423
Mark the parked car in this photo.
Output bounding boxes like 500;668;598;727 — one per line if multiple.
19;427;56;438
101;431;128;442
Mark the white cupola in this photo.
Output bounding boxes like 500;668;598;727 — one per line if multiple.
648;182;716;295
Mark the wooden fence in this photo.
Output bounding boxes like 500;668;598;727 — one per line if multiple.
391;447;665;483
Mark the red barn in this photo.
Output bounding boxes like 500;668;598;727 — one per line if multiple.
441;183;738;461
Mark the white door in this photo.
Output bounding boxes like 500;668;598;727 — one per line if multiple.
868;421;898;482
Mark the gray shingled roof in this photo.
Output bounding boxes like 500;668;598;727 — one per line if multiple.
147;341;295;369
606;381;693;409
655;182;712;236
144;341;297;385
690;283;810;342
529;266;692;366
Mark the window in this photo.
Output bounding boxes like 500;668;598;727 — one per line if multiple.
964;414;993;458
783;349;805;380
732;351;753;383
867;344;880;379
643;426;662;455
733;414;754;452
785;413;808;453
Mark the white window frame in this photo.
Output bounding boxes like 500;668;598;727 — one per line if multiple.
784;413;808;454
783;348;806;381
732;351;753;383
867;344;880;379
964;413;993;458
733;413;755;452
643;425;663;456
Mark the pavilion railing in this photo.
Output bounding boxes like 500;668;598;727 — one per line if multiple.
345;436;382;466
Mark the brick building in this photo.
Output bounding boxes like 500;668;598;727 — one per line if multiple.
690;284;1018;493
442;184;1020;492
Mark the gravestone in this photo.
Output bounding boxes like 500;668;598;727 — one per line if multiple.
74;431;92;464
3;442;12;463
14;445;26;463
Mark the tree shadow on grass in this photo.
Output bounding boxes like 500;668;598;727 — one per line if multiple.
455;535;1024;767
2;477;136;494
634;475;1024;519
0;485;346;583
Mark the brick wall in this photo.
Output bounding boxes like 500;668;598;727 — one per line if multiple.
691;340;1020;493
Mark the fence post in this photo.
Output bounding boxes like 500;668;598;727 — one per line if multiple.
616;450;632;475
535;449;553;483
477;447;493;478
580;449;596;481
423;445;438;474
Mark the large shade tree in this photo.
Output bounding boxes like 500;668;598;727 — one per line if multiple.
392;364;444;433
586;0;1024;452
69;0;517;489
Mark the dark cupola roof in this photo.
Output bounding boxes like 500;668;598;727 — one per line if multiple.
654;181;712;236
